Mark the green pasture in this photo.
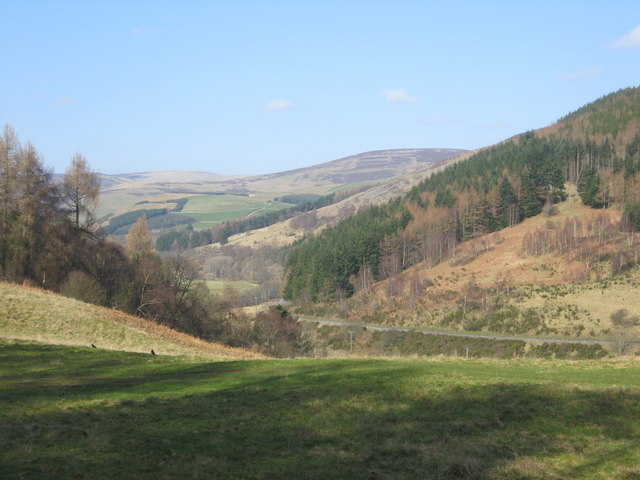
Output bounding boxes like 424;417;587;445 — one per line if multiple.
2;340;640;479
174;194;293;228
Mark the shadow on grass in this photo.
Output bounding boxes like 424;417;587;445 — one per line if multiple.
1;345;639;479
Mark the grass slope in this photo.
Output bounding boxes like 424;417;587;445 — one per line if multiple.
0;283;260;360
1;341;639;479
174;194;293;228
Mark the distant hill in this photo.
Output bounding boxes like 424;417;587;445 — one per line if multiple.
98;170;242;190
226;150;476;248
0;282;262;359
96;148;466;217
235;148;467;193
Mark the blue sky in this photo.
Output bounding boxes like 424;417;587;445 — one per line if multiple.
1;1;639;175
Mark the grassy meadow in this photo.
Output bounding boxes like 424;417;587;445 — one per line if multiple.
0;282;259;360
175;194;292;228
2;340;640;479
205;280;258;295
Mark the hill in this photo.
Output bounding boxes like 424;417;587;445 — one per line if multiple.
2;342;640;479
96;148;466;219
223;150;477;248
237;147;466;193
0;282;261;359
348;188;640;349
283;86;640;339
539;86;640;148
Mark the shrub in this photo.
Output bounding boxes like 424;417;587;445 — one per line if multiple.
253;306;310;357
59;271;105;305
610;308;640;326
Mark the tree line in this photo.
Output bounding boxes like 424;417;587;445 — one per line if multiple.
284;129;640;303
1;125;317;357
0;125;100;288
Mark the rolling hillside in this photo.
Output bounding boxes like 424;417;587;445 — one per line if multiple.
353;188;640;348
0;282;261;359
282;86;640;344
225;150;477;248
96;148;466;218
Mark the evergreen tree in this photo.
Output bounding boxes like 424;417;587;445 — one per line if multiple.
497;177;517;228
623;202;640;231
577;166;602;207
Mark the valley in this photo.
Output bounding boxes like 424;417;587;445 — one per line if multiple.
73;88;640;359
5;3;640;478
3;85;640;480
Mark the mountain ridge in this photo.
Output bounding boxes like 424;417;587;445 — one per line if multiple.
96;148;467;217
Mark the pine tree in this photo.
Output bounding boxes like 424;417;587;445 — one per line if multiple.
577;166;602;207
495;177;517;229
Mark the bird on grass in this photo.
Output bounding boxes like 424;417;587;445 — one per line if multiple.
91;344;97;348
151;349;156;355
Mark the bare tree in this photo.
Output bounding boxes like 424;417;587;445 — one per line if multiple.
126;216;161;317
163;256;197;318
9;142;58;281
221;282;240;320
0;125;18;276
614;328;632;356
126;216;153;260
61;152;100;231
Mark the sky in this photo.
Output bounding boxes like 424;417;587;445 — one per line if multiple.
1;1;640;175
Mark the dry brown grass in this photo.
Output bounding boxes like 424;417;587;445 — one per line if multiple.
362;190;640;338
376;195;610;301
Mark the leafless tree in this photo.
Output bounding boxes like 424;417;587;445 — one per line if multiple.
126;216;153;260
61;152;100;231
0;125;18;275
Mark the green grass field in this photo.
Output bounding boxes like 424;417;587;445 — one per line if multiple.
2;340;640;479
174;194;292;228
205;280;258;295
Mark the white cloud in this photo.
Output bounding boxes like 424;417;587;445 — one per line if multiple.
384;88;419;103
611;25;640;48
55;96;76;107
555;68;602;80
264;99;294;111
